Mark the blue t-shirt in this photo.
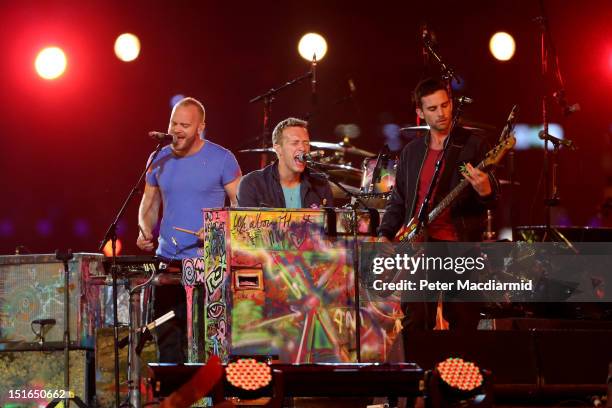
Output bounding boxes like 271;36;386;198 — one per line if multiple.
281;185;302;209
145;140;240;259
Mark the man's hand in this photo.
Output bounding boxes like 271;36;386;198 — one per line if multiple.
462;163;492;197
136;228;155;252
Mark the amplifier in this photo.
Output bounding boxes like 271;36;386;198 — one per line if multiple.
0;253;105;349
0;348;93;407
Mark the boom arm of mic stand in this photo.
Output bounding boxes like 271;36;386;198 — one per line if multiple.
98;142;165;252
422;37;460;84
249;71;313;168
96;141;164;408
249;71;313;104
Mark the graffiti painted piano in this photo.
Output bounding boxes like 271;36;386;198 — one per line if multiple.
182;208;402;364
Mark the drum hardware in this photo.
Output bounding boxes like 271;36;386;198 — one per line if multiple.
238;147;276;154
483;209;496;241
310;139;375;157
356;153;397;208
314;162;362;181
249;70;315;169
399;122;489;135
330;182;361;199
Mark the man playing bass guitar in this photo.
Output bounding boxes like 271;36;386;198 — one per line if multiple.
378;77;499;331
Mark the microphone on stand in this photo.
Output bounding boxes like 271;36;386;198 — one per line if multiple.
553;89;581;117
456;96;474;105
539;130;576;150
296;150;325;163
149;131;174;143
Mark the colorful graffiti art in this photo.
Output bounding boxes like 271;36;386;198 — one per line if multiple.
197;209;402;363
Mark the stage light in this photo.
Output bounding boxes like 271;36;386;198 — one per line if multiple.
103;238;122;257
170;93;186;108
298;33;328;61
489;32;516;61
436;357;483;392
0;219;14;237
36;219;53;237
114;33;141;62
35;47;67;80
73;219;91;238
226;358;272;391
426;357;492;407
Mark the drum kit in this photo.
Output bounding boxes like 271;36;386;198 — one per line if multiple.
238;123;496;207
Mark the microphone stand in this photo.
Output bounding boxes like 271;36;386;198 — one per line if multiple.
249;70;313;169
422;33;460;94
534;0;576;242
98;141;165;408
46;250;87;408
414;100;467;238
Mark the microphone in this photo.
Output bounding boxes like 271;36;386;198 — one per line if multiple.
296;150;325;163
420;23;431;65
538;130;575;149
32;318;56;326
149;131;174;142
564;103;581;116
553;89;581;117
457;96;474;105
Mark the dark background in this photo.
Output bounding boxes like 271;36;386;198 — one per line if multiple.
1;0;611;255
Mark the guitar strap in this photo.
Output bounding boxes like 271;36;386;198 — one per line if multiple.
432;129;468;208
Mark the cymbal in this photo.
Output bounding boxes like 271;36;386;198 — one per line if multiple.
239;147;275;154
310;141;375;157
330;182;361;199
314;162;363;181
399;124;486;133
400;117;496;134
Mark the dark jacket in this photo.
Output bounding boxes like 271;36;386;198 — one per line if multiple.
237;161;334;208
378;127;498;241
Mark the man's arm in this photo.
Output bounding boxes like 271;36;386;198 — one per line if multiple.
224;176;241;207
137;183;161;251
236;173;260;207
